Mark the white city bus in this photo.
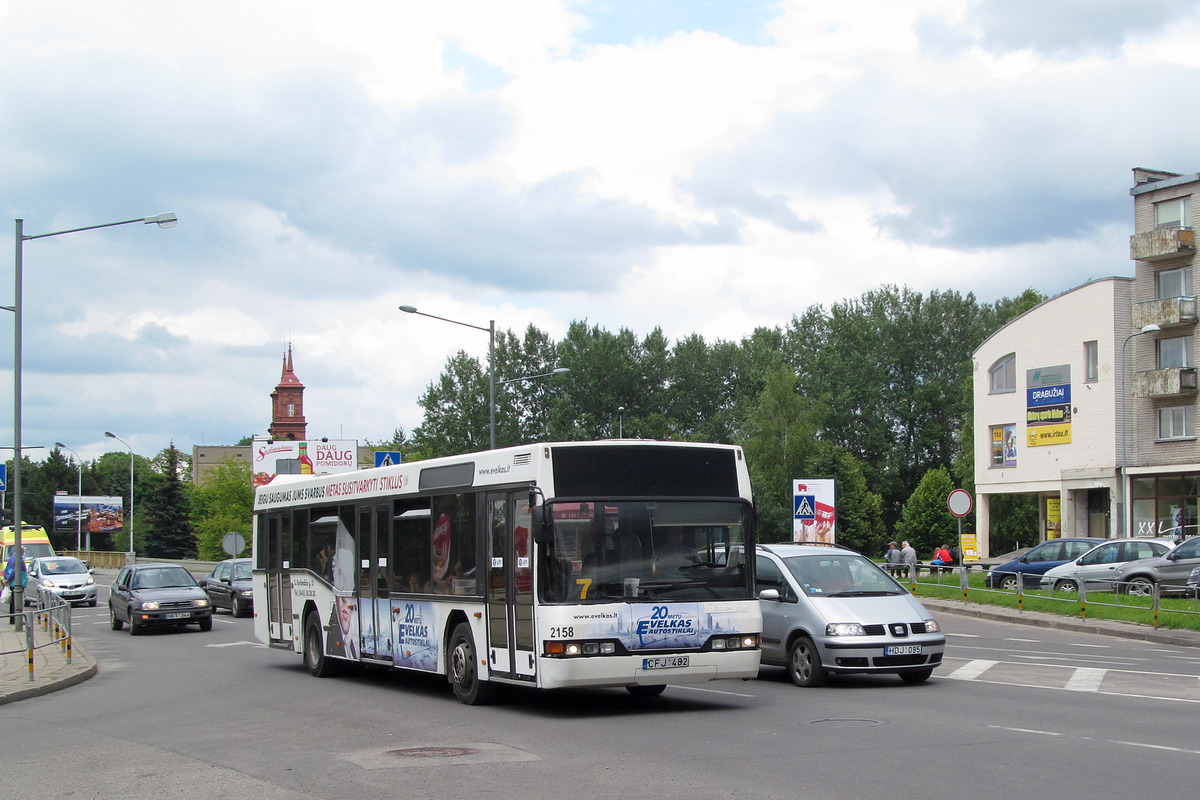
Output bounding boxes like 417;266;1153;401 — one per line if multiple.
252;440;761;704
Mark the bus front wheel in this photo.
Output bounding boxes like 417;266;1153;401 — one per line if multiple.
449;623;495;705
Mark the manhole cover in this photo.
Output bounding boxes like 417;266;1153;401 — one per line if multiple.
807;718;884;728
386;746;481;758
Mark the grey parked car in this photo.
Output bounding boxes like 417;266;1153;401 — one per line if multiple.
756;543;945;687
199;558;253;617
1111;537;1200;597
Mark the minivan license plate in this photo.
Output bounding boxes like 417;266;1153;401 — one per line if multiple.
643;656;689;670
885;645;922;656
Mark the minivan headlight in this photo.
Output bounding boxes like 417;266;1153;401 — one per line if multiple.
923;618;941;633
826;622;866;636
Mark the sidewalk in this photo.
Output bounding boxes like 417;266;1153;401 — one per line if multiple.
0;615;97;706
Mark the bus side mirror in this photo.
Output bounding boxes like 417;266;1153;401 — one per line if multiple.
531;506;554;545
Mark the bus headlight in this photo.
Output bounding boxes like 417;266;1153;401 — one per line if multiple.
544;640;618;657
709;634;759;650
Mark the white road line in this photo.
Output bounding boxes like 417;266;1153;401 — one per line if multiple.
946;659;997;680
1108;740;1200;755
1064;667;1107;692
991;726;1200;755
988;725;1061;736
205;640;268;649
1066;643;1109;649
1004;637;1041;643
672;684;756;698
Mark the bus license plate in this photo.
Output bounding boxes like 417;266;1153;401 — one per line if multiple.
885;645;922;656
165;612;191;620
643;656;689;670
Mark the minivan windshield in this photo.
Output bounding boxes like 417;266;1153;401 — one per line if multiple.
537;500;753;603
781;552;905;597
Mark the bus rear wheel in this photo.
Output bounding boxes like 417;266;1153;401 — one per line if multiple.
449;623;495;705
305;613;339;678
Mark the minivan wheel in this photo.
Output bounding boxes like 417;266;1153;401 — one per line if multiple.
787;635;826;687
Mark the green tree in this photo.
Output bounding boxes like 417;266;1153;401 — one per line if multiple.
894;466;959;556
141;444;196;559
192;459;254;560
93;451;153;553
739;366;824;542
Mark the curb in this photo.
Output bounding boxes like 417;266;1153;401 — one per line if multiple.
921;597;1200;649
0;643;98;706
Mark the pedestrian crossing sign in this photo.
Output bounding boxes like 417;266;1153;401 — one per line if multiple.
794;495;815;521
374;451;402;468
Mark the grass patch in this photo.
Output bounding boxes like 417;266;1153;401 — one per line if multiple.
904;572;1200;632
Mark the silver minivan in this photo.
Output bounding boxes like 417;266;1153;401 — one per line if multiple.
756;543;945;686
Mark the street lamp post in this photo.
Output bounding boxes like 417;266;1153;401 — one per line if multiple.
104;432;135;560
54;442;84;551
6;213;175;619
1119;323;1162;537
399;305;496;449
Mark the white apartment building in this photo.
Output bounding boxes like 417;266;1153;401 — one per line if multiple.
973;167;1199;556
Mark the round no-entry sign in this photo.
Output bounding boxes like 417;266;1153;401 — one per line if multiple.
947;489;973;517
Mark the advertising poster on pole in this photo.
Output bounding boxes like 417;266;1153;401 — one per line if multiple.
252;439;358;487
793;479;836;543
52;496;124;534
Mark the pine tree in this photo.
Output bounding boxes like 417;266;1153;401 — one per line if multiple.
142;444;197;559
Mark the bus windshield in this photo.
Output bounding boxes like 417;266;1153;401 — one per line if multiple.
537;500;752;604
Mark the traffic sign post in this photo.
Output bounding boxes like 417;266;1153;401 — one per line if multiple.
947;488;976;566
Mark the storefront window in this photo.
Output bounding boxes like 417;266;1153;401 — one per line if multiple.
1130;474;1199;539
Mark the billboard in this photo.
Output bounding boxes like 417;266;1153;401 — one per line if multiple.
53;495;124;534
793;479;836;543
252;439;358;487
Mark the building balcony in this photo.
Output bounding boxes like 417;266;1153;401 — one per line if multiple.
1133;367;1198;397
1133;296;1198;329
1130;227;1196;261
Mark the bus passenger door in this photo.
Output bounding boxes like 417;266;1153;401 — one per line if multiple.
486;493;512;678
512;495;535;678
264;514;292;645
357;504;392;660
486;492;536;680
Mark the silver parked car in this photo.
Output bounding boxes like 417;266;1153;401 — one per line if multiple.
1039;537;1175;593
1112;537;1200;597
756;543;945;687
27;556;97;607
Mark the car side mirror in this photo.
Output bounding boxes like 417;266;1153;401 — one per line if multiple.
758;588;781;602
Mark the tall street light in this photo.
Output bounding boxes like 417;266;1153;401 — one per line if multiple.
6;213;176;617
54;442;84;551
104;432;135;559
1119;323;1161;537
399;305;496;449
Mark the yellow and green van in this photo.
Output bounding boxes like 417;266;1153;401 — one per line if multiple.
0;524;56;567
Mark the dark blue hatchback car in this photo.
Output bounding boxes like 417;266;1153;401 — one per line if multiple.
985;538;1104;590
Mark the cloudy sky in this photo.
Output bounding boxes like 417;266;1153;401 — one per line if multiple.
2;0;1198;463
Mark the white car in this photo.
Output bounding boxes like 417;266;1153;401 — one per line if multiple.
27;556;98;607
1039;537;1175;594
